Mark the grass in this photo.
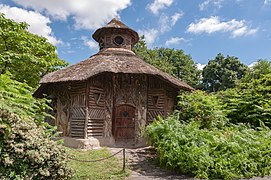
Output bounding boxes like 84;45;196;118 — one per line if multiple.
66;147;128;180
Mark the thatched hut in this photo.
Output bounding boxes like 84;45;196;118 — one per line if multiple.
34;18;193;148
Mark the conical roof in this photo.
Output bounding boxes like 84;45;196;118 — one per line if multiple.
92;18;139;43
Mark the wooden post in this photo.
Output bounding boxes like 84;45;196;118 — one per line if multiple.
84;80;90;139
123;148;126;178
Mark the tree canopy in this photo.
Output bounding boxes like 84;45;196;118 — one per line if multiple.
0;14;68;88
201;53;248;92
242;59;271;82
133;36;200;87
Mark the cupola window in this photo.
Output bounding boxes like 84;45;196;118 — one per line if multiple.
114;36;124;45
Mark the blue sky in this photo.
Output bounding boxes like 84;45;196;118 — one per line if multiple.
0;0;270;68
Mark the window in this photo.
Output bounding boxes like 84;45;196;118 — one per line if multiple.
114;36;124;45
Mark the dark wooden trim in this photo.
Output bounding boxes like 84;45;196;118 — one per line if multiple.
112;74;116;138
84;79;90;139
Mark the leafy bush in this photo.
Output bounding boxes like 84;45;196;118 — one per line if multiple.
146;116;271;179
0;73;51;125
177;90;228;128
218;73;271;128
0;109;73;179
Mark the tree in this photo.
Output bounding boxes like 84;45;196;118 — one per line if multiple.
0;14;68;87
242;59;271;82
134;36;201;87
218;72;271;128
201;53;248;92
0;73;50;124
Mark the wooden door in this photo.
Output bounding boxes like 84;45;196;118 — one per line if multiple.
114;105;135;142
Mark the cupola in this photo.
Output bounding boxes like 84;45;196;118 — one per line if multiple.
92;18;139;51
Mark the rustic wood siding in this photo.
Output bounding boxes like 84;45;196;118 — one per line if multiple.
87;75;112;138
70;82;87;138
147;76;179;124
87;86;105;137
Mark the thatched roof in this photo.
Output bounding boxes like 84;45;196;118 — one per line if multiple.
93;18;139;43
40;48;193;90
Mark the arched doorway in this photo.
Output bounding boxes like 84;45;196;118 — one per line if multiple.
114;105;135;145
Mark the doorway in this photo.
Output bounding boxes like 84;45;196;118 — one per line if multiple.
114;105;135;144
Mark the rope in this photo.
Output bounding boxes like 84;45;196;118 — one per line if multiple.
68;148;123;163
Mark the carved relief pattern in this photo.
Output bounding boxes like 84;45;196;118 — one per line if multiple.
54;83;71;136
103;75;113;137
115;74;147;143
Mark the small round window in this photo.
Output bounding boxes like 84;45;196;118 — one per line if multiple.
114;36;124;45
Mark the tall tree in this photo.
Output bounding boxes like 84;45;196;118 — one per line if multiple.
201;53;248;92
0;14;68;87
134;36;200;87
242;59;271;82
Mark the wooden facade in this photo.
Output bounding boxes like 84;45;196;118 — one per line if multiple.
49;73;178;146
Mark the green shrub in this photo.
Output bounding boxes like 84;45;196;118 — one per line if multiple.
0;110;73;179
218;73;271;128
146;116;271;179
177;90;228;128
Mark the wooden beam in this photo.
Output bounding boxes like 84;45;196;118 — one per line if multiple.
84;79;90;139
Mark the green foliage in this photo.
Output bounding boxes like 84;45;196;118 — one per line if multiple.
218;73;271;128
201;53;248;92
146;116;271;179
0;14;68;87
133;36;200;87
0;110;73;179
177;90;227;128
242;59;271;82
0;73;51;125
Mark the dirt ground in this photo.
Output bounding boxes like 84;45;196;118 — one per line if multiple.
110;146;194;180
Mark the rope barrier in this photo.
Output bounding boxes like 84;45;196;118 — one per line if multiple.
68;148;123;163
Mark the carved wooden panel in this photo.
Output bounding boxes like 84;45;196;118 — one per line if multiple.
147;76;166;123
114;74;148;143
70;82;87;138
55;83;70;137
88;85;105;137
70;94;86;138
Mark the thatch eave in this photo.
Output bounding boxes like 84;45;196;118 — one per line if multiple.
39;48;193;91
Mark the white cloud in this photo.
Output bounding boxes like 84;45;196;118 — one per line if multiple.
165;37;186;46
12;0;131;30
248;62;257;68
196;63;206;70
199;0;224;11
187;16;258;38
0;4;61;45
264;0;271;5
171;12;183;25
138;28;159;46
147;0;173;15
140;11;182;46
81;36;99;50
159;12;183;33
